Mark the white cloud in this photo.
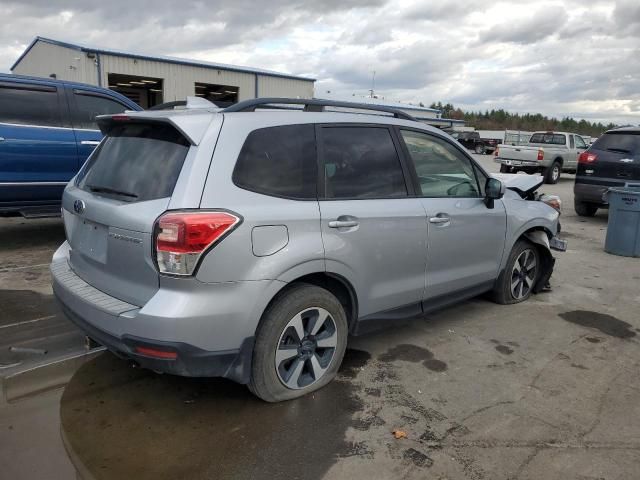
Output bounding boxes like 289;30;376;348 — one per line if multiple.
1;0;638;124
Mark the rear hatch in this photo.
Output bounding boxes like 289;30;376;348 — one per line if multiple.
582;131;640;185
62;121;192;306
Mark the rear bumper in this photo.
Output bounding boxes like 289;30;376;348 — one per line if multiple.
495;158;541;168
574;181;610;206
49;243;280;383
58;299;253;381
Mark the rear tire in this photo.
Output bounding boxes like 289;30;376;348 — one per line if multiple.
491;240;540;305
475;144;485;155
543;161;561;184
574;200;598;217
249;283;348;402
499;164;512;173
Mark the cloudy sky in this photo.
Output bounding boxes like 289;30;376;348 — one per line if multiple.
1;0;638;124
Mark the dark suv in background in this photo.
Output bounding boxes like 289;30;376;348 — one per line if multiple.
574;127;640;216
0;73;141;217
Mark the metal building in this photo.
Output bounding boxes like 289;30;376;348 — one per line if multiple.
11;37;315;108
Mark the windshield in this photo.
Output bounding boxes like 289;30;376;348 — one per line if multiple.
77;123;190;202
529;133;566;145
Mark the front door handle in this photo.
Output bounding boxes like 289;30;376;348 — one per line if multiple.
0;137;5;142
328;220;359;228
80;140;100;146
429;215;450;224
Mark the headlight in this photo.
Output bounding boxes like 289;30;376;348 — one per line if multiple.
539;194;562;213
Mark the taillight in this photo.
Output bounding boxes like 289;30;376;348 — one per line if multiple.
155;211;241;275
578;151;597;164
537;149;544;161
494;147;499;157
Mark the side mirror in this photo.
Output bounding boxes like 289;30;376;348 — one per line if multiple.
484;177;505;208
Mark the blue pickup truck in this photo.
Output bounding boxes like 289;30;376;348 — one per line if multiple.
0;74;141;217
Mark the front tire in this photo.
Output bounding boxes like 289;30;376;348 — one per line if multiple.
249;283;348;402
543;161;561;184
574;200;598;217
499;164;513;173
491;240;540;305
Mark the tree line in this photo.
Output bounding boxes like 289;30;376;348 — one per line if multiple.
428;101;617;138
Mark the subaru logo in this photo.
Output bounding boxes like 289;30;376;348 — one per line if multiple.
73;199;85;215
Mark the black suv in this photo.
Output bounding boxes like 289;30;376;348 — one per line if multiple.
574;127;640;216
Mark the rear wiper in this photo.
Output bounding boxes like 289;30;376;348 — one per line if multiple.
606;147;632;154
87;184;138;199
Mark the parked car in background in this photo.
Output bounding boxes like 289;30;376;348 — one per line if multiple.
51;97;565;403
0;73;141;217
574;126;640;216
449;131;500;155
494;131;588;184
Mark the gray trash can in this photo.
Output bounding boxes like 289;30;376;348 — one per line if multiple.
605;184;640;257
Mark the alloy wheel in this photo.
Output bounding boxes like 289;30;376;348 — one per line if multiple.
275;307;338;389
510;249;537;300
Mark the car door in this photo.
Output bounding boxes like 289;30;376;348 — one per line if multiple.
397;128;507;301
573;134;587;169
0;80;77;205
67;88;132;169
317;125;428;324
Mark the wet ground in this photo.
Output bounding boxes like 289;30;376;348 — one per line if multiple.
2;155;640;479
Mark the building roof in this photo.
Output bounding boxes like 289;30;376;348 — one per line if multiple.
11;36;316;82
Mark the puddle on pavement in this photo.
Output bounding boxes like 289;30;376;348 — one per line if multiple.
559;310;636;339
61;349;371;480
0;289;60;326
377;344;448;372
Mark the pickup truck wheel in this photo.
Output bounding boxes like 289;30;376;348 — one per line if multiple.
491;240;540;305
543;161;561;184
499;165;512;173
249;283;348;402
474;144;485;155
574;200;598;217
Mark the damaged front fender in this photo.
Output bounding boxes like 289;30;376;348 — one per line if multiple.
524;230;556;294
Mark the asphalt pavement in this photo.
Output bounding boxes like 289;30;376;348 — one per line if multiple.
1;154;639;480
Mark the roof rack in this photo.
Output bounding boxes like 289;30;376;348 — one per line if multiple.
222;98;418;121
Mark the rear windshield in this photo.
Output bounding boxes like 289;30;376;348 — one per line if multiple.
592;132;640;155
529;133;566;145
77;123;190;202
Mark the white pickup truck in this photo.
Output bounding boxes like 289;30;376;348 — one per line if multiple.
494;131;588;184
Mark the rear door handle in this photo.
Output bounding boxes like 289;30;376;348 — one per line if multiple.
429;215;450;224
80;140;100;146
328;220;359;228
0;137;5;142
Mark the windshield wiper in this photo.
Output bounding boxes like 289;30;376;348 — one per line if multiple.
87;184;138;199
606;147;632;154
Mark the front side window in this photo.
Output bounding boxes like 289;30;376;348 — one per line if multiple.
400;130;480;197
72;92;128;130
232;124;317;199
321;127;407;199
0;85;62;127
575;135;587;149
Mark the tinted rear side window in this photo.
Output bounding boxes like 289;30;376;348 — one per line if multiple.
72;92;129;130
592;133;640;155
0;85;62;127
321;127;407;199
77;123;189;202
232;124;317;199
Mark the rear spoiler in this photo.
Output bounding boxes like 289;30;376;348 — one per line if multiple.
96;112;213;146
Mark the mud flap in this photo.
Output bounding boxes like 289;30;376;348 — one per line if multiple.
524;230;556;294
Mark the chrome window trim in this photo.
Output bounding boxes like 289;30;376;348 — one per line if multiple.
0;181;68;186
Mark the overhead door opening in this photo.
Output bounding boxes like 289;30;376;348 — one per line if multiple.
108;73;163;109
195;82;238;107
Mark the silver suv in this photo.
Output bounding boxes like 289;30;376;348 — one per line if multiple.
51;98;565;402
